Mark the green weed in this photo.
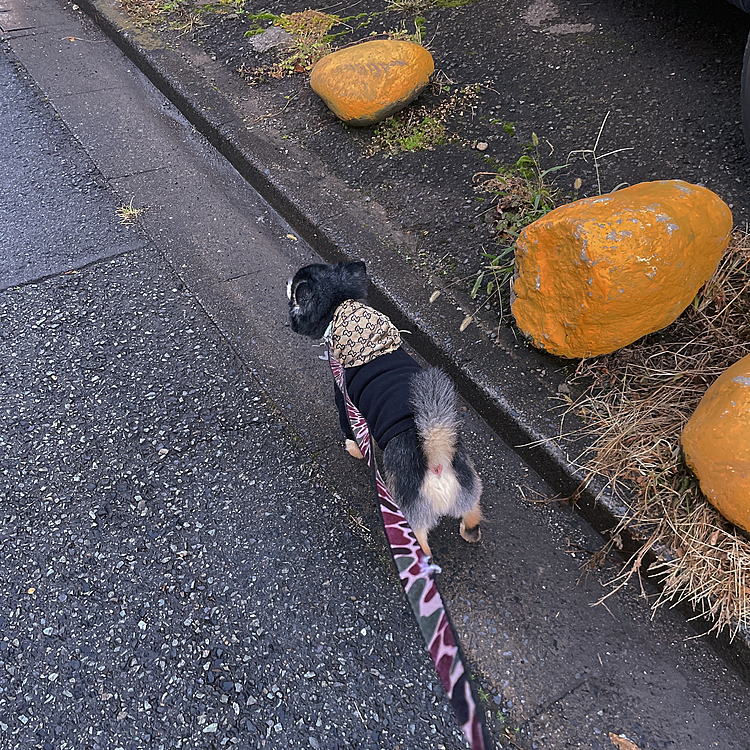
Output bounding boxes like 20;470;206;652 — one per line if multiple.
273;10;341;74
116;197;145;225
370;113;447;155
464;134;563;318
384;16;427;45
193;0;243;14
120;0;243;28
329;12;375;38
488;118;515;136
368;83;479;155
476;685;491;702
119;0;190;26
387;0;473;11
242;12;280;37
476;135;561;237
242;10;342;76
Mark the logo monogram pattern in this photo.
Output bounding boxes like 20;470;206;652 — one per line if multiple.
329;299;402;367
328;349;489;750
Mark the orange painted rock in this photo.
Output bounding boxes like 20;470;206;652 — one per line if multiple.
310;40;433;126
511;180;732;358
681;354;750;532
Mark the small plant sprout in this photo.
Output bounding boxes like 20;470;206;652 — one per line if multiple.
272;10;342;75
465;134;563;319
386;0;473;11
566;112;633;195
116;197;144;225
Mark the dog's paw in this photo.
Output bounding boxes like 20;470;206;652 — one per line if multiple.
345;439;363;459
459;520;481;544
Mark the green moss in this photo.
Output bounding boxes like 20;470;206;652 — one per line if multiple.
370;114;447;155
386;0;474;10
192;0;244;12
242;11;280;37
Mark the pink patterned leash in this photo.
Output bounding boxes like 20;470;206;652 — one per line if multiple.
328;349;491;750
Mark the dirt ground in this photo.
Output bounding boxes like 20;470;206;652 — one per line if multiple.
157;0;750;313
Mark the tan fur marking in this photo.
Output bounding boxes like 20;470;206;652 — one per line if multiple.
345;439;363;459
462;502;482;529
420;426;456;467
460;501;483;543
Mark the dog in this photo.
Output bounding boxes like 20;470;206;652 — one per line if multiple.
287;260;483;558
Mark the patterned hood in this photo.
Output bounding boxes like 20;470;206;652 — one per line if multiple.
326;299;402;367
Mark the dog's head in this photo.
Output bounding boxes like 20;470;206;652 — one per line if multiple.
287;261;368;339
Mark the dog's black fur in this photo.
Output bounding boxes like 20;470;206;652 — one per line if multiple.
287;261;368;340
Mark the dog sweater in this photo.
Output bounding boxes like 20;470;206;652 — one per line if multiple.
328;300;421;450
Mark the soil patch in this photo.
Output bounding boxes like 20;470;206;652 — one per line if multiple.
152;0;750;316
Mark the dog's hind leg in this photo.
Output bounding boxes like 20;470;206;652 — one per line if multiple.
460;501;482;543
382;431;436;556
452;448;483;544
345;439;363;459
414;528;432;558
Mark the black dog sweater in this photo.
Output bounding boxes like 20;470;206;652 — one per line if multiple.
327;300;422;450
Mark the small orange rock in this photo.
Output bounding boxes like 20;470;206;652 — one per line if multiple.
310;40;434;126
511;180;732;358
681;354;750;532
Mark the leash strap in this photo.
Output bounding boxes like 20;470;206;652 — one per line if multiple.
328;349;490;750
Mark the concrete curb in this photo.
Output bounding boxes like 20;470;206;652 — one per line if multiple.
75;0;750;672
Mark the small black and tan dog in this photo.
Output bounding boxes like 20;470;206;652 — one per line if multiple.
287;260;482;557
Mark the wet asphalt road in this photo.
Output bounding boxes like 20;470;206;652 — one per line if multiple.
3;2;750;749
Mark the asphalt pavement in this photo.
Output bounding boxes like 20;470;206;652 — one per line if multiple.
2;1;750;749
0;41;470;750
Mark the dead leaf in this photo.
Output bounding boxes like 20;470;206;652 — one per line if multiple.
609;732;642;750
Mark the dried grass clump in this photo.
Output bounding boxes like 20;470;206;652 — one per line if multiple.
568;229;750;637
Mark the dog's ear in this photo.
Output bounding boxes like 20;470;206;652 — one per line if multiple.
291;278;314;307
340;261;368;299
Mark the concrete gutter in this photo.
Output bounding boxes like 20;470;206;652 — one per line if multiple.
74;0;750;671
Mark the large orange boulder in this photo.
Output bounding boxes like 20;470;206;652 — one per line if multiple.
310;40;433;126
681;354;750;532
511;180;732;358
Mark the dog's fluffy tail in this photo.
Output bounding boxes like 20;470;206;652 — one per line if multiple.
409;368;460;467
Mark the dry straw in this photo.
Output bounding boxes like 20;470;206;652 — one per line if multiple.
567;229;750;638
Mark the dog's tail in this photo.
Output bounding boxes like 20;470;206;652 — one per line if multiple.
409;368;460;468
